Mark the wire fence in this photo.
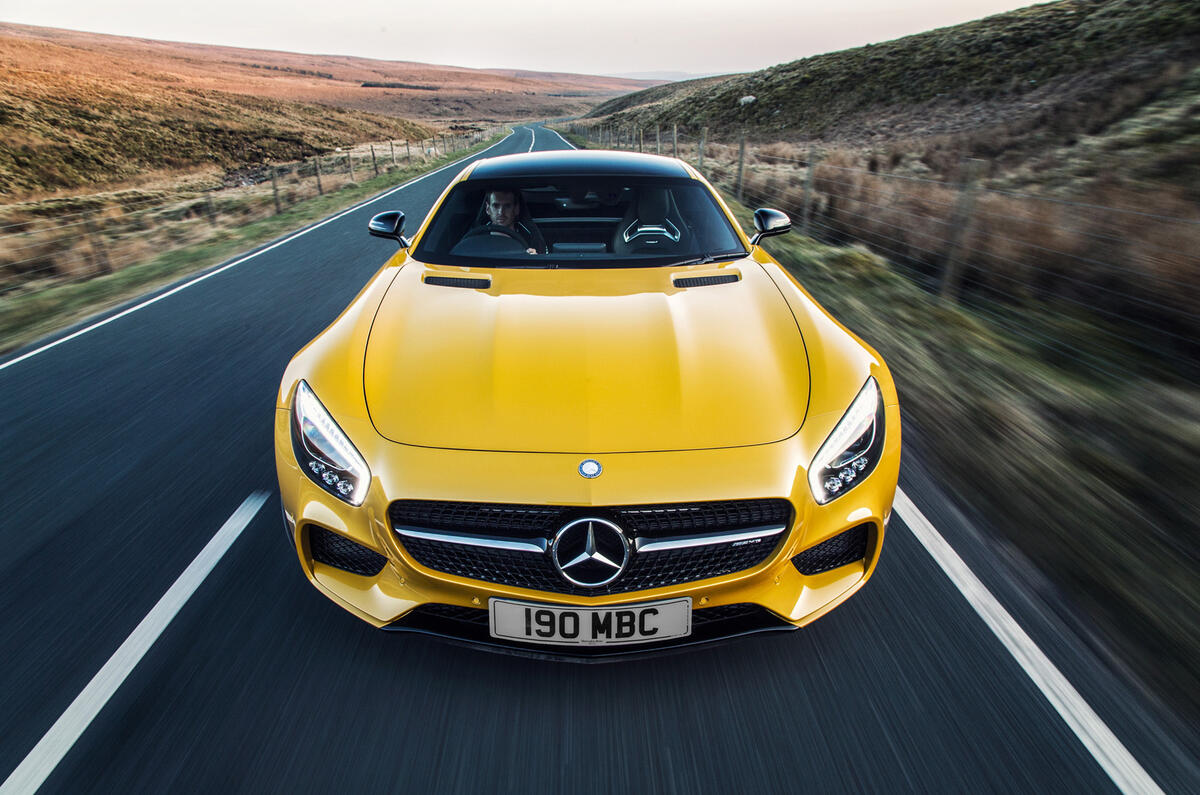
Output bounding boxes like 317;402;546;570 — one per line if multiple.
559;120;1200;386
0;127;506;301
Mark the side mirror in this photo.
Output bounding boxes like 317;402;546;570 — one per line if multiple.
368;211;408;247
750;208;791;245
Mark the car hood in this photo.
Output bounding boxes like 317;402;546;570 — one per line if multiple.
363;261;810;453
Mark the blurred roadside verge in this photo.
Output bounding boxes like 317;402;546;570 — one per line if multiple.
0;131;503;355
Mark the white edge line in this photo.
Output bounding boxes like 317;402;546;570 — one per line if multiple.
0;491;271;795
546;126;576;150
0;129;518;374
893;488;1163;795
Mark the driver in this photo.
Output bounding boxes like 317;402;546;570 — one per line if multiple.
478;188;544;255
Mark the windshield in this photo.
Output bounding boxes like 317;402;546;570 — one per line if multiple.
412;176;747;267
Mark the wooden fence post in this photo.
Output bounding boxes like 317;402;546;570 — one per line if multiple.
270;166;281;214
940;158;986;301
639;127;644;152
315;156;324;195
83;217;112;275
800;146;819;237
205;193;217;225
347;152;355;181
406;140;411;161
371;144;379;177
673;123;678;158
390;140;396;165
655;125;661;155
698;127;707;170
736;132;747;202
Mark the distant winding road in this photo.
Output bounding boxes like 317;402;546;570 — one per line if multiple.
1;126;1197;794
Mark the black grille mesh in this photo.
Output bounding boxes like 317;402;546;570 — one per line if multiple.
673;274;739;288
308;526;388;577
400;534;778;596
390;499;793;596
614;500;790;538
791;524;869;575
425;276;491;289
390;501;564;537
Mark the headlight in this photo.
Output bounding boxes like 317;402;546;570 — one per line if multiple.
291;380;371;506
808;377;885;505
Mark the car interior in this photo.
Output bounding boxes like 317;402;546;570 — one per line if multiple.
413;177;746;266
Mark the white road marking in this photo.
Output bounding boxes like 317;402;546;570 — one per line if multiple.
0;130;518;374
526;126;536;153
546;127;576;149
0;491;270;795
894;488;1163;795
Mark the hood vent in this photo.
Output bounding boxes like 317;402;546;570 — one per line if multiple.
673;273;739;289
425;276;491;289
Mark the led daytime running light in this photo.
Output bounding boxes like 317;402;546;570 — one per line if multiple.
293;380;371;506
809;378;883;505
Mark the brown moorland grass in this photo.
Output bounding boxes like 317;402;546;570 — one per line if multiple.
0;133;505;353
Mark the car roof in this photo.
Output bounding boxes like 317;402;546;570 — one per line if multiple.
467;150;694;180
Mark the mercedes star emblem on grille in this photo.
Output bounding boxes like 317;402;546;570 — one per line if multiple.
550;518;630;588
578;459;602;478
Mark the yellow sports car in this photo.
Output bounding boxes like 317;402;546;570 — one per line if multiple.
275;150;900;658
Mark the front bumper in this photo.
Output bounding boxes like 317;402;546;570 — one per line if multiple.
275;400;900;656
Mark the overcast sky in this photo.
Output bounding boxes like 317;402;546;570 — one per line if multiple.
0;0;1040;75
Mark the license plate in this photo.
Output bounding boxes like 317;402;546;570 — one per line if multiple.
489;597;692;646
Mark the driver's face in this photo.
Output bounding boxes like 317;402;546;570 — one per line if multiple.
485;191;518;228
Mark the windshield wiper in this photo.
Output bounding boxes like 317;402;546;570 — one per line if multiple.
662;252;747;269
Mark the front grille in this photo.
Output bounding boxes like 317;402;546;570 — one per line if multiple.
389;499;791;540
390;499;793;596
308;525;388;577
790;524;869;575
388;501;792;595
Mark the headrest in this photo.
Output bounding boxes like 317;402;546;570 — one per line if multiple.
636;189;669;223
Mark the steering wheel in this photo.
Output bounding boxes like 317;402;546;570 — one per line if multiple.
463;223;530;249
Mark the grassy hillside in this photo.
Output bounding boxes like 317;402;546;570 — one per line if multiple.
0;68;435;197
588;0;1200;190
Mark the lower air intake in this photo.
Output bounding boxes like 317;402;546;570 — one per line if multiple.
791;524;869;575
309;525;388;577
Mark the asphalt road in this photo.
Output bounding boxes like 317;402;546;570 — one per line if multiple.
1;125;1197;794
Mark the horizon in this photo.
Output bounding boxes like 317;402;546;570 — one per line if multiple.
0;0;1040;77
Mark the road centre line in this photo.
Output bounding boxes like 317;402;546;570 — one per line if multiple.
893;488;1162;794
0;491;270;795
0;129;518;374
526;126;536;153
